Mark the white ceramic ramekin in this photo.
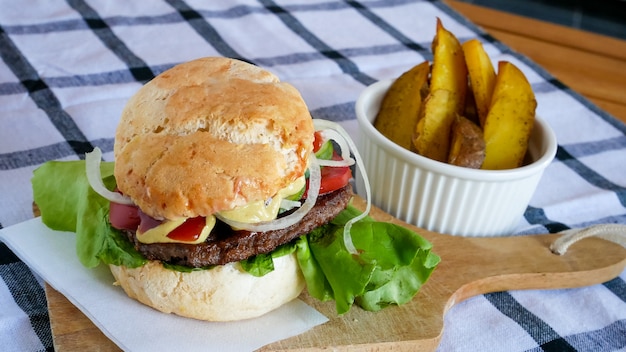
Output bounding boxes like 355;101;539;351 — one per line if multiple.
355;79;557;237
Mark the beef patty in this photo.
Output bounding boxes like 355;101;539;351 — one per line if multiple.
123;185;353;267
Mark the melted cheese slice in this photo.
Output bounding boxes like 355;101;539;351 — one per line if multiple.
137;216;216;244
135;176;305;244
218;176;305;223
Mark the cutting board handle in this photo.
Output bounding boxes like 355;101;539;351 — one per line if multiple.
550;224;626;255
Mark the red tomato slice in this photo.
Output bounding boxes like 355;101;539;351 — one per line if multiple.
319;166;352;195
167;217;206;242
109;202;140;230
310;134;352;195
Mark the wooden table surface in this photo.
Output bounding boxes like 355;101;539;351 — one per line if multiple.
446;0;626;124
47;2;626;351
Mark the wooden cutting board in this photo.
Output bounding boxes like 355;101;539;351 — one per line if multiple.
46;197;626;351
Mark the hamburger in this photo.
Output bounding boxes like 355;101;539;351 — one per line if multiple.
32;57;439;322
103;56;357;321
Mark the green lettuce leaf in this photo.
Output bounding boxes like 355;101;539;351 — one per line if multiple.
297;205;440;314
240;243;297;277
32;160;146;268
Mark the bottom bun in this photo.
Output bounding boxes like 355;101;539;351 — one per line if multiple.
109;252;305;321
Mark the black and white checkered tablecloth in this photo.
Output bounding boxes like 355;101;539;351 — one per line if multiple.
1;1;625;351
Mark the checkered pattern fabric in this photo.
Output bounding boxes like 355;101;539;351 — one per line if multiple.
1;1;625;351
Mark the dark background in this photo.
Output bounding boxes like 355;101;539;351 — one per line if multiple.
456;0;626;40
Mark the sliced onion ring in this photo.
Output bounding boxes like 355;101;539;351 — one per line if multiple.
317;158;354;167
215;153;321;232
313;119;372;255
85;147;134;205
280;199;302;211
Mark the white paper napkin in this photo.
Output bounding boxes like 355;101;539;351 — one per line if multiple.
0;218;328;352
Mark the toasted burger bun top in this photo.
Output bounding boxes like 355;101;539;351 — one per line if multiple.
114;57;314;220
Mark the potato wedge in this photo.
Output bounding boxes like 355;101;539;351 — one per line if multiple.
413;89;458;162
374;61;430;150
463;39;496;128
481;61;537;170
429;18;467;115
448;114;485;168
413;19;468;162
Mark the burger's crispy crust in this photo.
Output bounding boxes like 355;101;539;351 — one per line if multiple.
114;57;314;220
